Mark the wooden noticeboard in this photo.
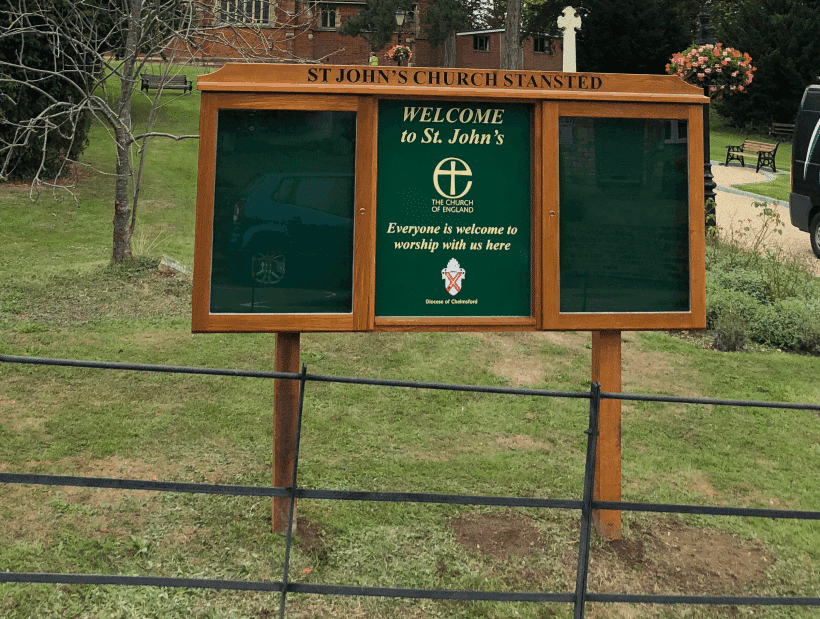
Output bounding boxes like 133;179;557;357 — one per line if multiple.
192;64;707;334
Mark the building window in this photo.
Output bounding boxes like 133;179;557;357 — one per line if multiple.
534;36;551;54
218;0;238;22
321;7;337;28
473;35;489;52
218;0;270;24
249;0;270;24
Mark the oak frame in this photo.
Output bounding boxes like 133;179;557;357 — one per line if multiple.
192;93;370;332
192;64;707;333
541;101;706;331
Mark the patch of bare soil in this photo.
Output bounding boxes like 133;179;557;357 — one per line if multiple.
622;341;702;398
296;518;329;561
579;519;775;599
450;510;544;560
2;456;181;542
494;434;553;452
476;331;590;387
449;511;775;615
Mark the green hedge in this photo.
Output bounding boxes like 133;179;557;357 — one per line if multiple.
706;247;820;354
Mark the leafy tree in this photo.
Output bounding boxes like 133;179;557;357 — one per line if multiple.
423;0;471;67
341;0;486;65
525;0;695;74
485;0;507;29
339;0;412;52
714;0;820;128
577;0;692;74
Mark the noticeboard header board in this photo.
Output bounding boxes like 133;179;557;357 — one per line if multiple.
192;64;707;333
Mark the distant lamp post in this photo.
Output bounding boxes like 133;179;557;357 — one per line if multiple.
697;1;718;225
393;7;407;65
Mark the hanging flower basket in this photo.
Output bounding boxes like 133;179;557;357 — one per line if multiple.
666;43;756;100
385;45;412;64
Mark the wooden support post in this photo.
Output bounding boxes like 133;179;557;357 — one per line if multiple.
272;331;300;533
590;330;622;540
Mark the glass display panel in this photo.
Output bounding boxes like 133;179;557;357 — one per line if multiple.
375;100;531;317
559;117;690;313
209;109;356;314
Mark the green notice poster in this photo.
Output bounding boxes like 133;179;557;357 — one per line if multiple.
375;100;531;317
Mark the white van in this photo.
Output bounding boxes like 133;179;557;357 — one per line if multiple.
789;84;820;258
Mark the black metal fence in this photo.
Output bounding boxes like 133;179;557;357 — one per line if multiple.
2;353;820;619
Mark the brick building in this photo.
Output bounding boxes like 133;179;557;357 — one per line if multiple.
172;0;562;69
455;29;562;71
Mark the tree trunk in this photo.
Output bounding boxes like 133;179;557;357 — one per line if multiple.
501;0;523;70
111;0;143;263
112;125;133;263
443;31;457;67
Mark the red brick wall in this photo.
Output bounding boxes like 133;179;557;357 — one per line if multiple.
455;32;563;71
523;37;563;71
456;32;501;70
171;4;562;71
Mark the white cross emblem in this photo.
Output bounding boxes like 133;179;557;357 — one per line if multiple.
557;6;582;73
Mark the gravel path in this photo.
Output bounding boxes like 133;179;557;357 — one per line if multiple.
712;162;820;276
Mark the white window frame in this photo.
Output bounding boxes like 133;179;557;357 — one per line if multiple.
217;0;271;25
320;6;337;29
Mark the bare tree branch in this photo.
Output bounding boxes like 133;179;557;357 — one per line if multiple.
1;0;316;262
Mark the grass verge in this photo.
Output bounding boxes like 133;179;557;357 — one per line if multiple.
1;87;819;619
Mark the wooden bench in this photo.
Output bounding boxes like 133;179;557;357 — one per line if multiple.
140;74;192;94
724;138;781;173
769;122;795;140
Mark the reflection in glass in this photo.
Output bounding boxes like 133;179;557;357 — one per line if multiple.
559;118;690;313
210;109;356;314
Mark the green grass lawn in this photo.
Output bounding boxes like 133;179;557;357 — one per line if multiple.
1;87;819;618
733;172;791;202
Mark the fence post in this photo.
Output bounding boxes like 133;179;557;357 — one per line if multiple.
573;381;601;619
278;364;308;619
273;332;301;533
590;330;622;540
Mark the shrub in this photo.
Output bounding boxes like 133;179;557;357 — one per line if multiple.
748;298;820;353
705;279;759;330
710;267;772;304
713;309;748;352
0;8;92;180
705;246;820;354
715;0;820;128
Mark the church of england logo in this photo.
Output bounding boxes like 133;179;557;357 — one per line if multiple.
433;157;472;199
442;258;465;296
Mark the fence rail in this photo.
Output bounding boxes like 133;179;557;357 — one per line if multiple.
2;353;820;618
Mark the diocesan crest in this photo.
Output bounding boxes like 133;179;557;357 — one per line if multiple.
441;258;465;296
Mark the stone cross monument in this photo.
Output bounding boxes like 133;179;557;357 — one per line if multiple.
557;6;582;73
